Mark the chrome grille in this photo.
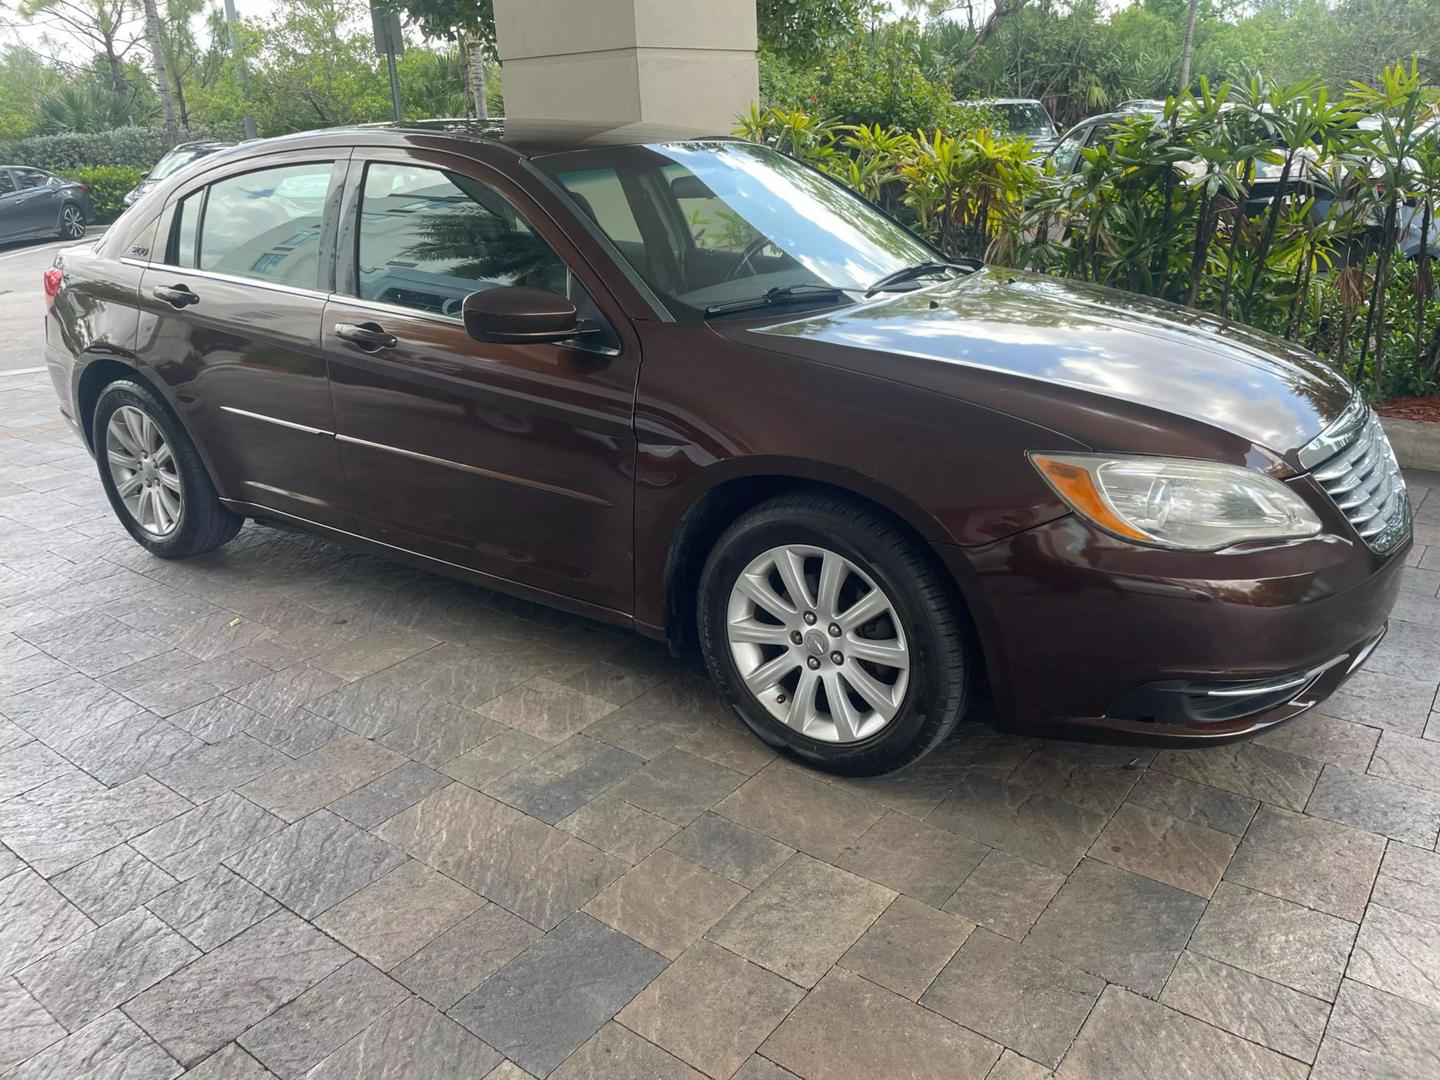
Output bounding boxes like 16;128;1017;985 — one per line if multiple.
1304;401;1410;554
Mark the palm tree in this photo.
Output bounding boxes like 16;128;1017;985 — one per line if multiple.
139;0;179;141
1178;0;1200;92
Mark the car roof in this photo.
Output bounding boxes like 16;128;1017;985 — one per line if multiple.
209;118;733;162
953;98;1046;107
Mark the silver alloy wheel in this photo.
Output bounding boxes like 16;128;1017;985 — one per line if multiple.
726;544;909;743
105;405;182;537
61;204;84;239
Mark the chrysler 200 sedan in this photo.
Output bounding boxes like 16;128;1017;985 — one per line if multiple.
42;120;1409;775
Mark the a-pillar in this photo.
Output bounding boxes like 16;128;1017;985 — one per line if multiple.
493;0;759;133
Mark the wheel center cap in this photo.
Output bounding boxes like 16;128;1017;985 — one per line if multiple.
804;630;829;657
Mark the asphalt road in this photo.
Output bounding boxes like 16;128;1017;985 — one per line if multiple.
0;230;102;374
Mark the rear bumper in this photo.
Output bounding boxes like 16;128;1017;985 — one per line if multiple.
938;513;1408;746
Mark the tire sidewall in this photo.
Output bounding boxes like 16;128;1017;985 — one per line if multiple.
92;381;207;556
699;507;957;774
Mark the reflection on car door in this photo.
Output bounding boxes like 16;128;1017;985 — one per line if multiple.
322;153;639;615
0;170;26;239
137;156;353;527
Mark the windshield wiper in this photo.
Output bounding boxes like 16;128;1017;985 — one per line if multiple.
703;284;851;318
863;259;982;297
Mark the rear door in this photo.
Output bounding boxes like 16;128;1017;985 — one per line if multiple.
321;150;640;614
136;155;353;527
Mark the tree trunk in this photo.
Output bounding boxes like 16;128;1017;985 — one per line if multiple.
1178;0;1201;93
954;0;1029;75
465;38;488;119
141;0;179;141
1418;195;1433;375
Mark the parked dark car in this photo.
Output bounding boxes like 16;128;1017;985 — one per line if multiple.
1;166;92;243
42;120;1409;775
121;141;235;209
953;97;1060;157
1048;108;1440;261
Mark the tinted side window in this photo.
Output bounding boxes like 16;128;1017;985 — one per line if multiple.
355;162;566;316
197;162;332;287
1048;129;1087;175
0;171;15;195
552;167;642;244
14;169;48;190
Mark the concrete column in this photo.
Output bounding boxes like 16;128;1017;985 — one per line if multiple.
493;0;758;133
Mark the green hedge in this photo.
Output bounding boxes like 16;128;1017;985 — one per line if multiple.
56;165;145;221
0;125;235;174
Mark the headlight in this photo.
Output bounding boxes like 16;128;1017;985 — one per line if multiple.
1030;452;1322;550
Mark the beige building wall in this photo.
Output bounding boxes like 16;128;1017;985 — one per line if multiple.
493;0;759;133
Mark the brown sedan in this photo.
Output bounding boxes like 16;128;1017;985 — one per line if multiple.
42;121;1410;775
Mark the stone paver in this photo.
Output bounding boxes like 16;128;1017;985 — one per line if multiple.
0;369;1437;1077
617;939;804;1078
1160;951;1330;1064
707;853;895;988
922;928;1103;1068
1057;985;1308;1079
450;912;667;1078
762;968;1001;1080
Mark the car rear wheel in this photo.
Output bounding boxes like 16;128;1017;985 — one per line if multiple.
58;202;85;240
698;493;971;776
93;380;242;558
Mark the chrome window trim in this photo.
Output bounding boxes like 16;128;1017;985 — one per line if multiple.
333;433;612;506
132;262;332;302
219;406;334;437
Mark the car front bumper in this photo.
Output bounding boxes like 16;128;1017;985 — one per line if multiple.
939;512;1409;745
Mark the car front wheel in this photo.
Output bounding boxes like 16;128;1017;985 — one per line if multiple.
698;493;971;776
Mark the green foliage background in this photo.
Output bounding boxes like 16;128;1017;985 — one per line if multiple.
58;164;146;218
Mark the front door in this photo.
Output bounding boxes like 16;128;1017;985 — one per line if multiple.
322;153;639;615
11;169;61;236
136;156;352;527
0;169;26;238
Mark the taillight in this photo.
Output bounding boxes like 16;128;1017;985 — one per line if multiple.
43;267;63;310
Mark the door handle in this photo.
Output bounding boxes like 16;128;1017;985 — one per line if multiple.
152;284;199;308
335;321;398;351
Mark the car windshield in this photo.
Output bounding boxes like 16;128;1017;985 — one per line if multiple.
538;140;940;319
151;147;215;181
992;103;1055;139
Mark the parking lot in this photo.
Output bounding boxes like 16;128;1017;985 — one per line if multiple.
2;321;1440;1076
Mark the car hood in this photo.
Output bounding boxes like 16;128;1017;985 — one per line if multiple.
743;270;1353;466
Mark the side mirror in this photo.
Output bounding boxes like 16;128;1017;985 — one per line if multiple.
462;285;584;345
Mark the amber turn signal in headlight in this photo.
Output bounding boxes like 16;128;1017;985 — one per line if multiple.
1030;452;1323;551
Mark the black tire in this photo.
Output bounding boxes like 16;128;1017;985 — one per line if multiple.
57;201;86;240
92;379;242;559
698;493;971;776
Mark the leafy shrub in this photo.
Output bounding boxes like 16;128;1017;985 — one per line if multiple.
735;105;1037;260
56;165;145;221
0;125;236;173
813;42;954;132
